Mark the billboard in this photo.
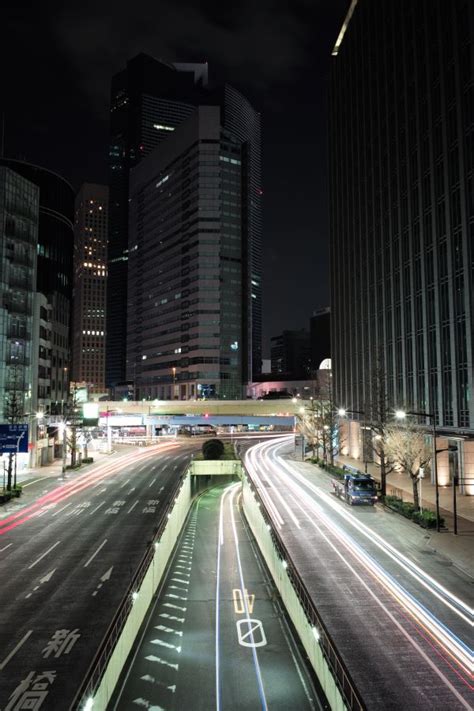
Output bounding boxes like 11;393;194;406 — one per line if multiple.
0;424;29;454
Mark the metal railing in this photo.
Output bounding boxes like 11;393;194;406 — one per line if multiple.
243;467;366;711
69;470;188;710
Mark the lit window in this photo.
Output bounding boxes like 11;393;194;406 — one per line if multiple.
153;124;175;132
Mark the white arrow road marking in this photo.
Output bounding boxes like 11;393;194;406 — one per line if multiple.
155;625;183;637
236;618;267;648
151;639;181;652
0;630;33;670
0;543;12;552
127;501;139;513
25;568;56;598
163;603;187;612
28;541;60;569
159;613;185;623
145;654;179;670
84;539;108;567
92;566;114;596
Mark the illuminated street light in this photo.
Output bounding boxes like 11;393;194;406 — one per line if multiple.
338;408;346;416
395;410;407;420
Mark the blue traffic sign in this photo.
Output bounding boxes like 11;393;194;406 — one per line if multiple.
0;424;29;454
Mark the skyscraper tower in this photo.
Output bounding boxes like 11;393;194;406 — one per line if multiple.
106;54;262;394
106;55;209;390
330;0;473;483
72;184;108;393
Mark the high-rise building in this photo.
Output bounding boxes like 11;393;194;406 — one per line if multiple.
310;307;331;372
0;159;74;414
128;106;246;400
107;54;262;393
72;184;108;394
330;1;473;487
0;166;39;421
270;329;310;378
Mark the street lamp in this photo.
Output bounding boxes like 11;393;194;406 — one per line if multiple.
395;409;440;532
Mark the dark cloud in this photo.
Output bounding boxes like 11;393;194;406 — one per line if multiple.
52;0;339;110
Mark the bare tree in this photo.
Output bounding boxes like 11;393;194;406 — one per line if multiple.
385;422;432;511
3;366;25;491
367;352;396;498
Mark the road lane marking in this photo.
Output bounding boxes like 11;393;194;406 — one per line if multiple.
28;541;60;569
159;613;185;624
127;500;139;513
92;566;113;596
0;543;12;552
155;625;183;637
51;502;72;517
148;478;156;488
89;501;105;516
237;619;267;648
84;539;108;567
233;588;255;614
145;654;179;670
21;478;45;488
25;569;56;598
163;602;187;612
151;639;182;652
165;593;187;601
0;630;33;670
171;578;189;585
120;479;131;488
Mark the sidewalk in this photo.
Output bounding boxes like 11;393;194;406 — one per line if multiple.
331;453;473;578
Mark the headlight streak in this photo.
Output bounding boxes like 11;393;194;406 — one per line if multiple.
269;440;473;627
245;437;473;685
286;488;473;708
0;442;180;536
215;484;235;711
244;445;285;528
228;485;268;711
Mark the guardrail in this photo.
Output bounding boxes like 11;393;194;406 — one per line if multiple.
68;471;188;711
242;466;365;711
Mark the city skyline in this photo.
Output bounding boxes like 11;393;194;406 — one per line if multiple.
1;0;348;350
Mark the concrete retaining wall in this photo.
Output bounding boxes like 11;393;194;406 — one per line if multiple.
90;475;193;710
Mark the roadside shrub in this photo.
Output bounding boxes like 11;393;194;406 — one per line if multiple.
412;509;443;529
202;438;225;460
385;495;415;519
82;457;94;464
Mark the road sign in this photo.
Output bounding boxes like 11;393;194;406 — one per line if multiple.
0;424;29;454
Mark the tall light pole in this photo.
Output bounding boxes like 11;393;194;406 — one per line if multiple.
395;409;440;532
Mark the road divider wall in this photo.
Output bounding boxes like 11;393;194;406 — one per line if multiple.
70;473;193;711
242;473;364;711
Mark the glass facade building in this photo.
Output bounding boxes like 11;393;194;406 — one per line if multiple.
127;107;244;400
0;158;74;414
72;184;108;393
107;54;262;393
330;0;473;436
0;167;38;421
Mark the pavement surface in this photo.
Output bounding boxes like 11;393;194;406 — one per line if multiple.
333;453;474;578
111;484;325;711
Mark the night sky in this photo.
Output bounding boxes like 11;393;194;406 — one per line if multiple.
2;0;347;356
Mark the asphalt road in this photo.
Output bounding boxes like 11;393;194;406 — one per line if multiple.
111;484;324;711
0;441;196;710
244;437;473;711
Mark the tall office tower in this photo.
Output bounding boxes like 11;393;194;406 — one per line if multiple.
330;2;474;469
107;54;209;390
310;307;331;371
107;53;262;393
0;159;74;414
270;330;311;378
0;167;39;421
128;106;246;400
72;184;108;394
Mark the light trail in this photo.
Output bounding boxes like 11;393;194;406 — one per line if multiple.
0;442;180;536
244;437;474;686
